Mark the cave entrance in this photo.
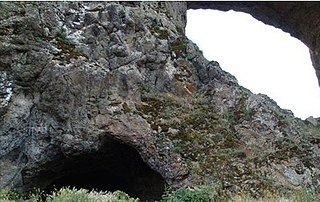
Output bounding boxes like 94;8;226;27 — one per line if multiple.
43;139;166;201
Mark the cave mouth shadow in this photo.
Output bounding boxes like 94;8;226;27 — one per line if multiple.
43;139;166;201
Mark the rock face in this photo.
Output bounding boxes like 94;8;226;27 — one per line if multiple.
188;1;320;86
0;1;320;198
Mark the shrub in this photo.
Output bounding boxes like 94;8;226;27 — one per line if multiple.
231;190;289;202
161;186;212;202
290;188;317;202
113;190;140;202
45;187;118;202
0;188;22;201
0;186;318;202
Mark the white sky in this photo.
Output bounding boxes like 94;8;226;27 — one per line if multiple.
186;9;320;119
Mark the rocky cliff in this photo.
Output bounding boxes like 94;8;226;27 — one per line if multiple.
0;1;319;200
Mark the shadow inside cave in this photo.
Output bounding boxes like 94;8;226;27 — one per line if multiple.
39;139;166;201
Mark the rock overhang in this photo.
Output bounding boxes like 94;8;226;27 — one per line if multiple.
0;1;320;198
22;137;166;201
187;1;320;87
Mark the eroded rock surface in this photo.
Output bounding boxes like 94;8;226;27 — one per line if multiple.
0;1;319;197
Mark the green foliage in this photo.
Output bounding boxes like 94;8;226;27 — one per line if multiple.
54;27;87;62
113;190;140;202
0;187;141;202
222;110;236;125
178;186;320;202
231;190;284;202
160;185;237;202
57;28;75;46
150;25;170;39
0;186;319;202
231;188;319;202
45;187;121;202
122;102;132;113
0;188;22;201
161;186;212;202
137;84;152;94
290;188;318;202
46;188;91;202
27;188;45;202
170;37;187;58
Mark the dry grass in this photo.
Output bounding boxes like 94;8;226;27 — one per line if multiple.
231;193;290;202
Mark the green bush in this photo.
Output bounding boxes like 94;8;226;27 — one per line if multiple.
57;28;75;46
0;187;140;202
290;188;317;202
1;186;318;202
113;190;140;202
161;186;212;202
0;188;22;201
46;187;120;202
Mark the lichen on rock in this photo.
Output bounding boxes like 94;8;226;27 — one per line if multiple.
0;1;319;199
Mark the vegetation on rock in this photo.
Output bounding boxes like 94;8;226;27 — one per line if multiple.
1;1;320;200
1;186;318;202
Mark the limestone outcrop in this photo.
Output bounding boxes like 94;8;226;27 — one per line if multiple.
0;1;319;199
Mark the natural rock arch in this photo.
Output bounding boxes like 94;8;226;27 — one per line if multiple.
187;2;320;87
0;2;320;198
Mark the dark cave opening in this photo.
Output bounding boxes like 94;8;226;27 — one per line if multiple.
42;139;166;201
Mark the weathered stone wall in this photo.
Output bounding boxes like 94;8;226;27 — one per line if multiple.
0;1;320;196
0;1;189;192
